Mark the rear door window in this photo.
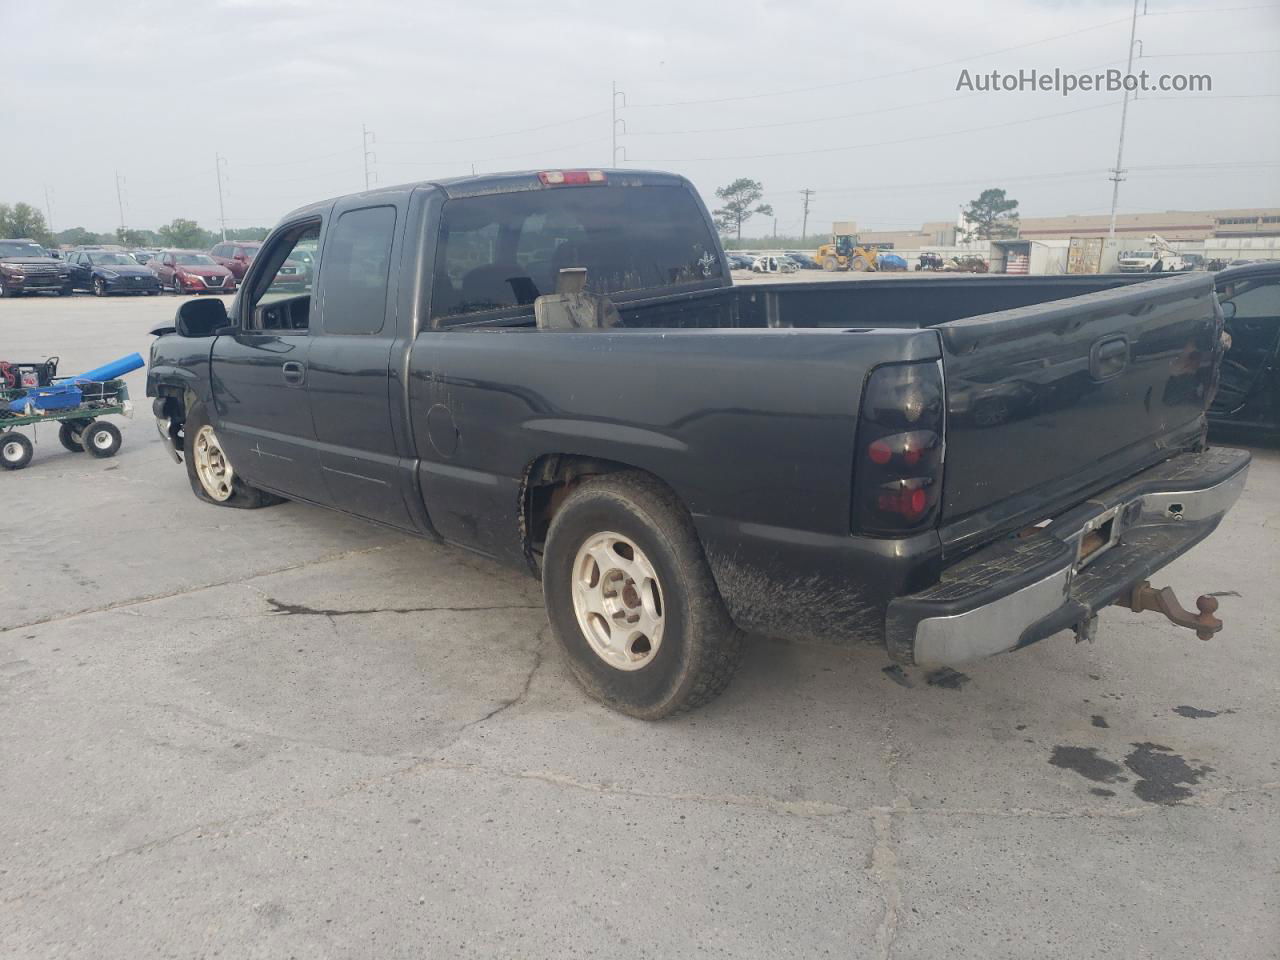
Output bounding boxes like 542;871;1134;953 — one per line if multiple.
317;205;397;335
430;185;722;324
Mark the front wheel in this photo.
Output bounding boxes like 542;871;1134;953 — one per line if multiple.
58;284;73;296
183;402;282;508
93;278;107;297
851;256;869;272
542;472;744;719
823;257;838;272
1;432;34;470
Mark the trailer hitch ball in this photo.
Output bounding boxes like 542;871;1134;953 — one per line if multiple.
1119;581;1222;641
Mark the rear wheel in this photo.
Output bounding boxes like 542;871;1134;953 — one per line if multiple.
82;421;122;458
1;432;34;470
58;420;91;452
542;472;744;718
183;401;282;508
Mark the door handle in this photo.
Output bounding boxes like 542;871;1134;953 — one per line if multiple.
281;361;306;385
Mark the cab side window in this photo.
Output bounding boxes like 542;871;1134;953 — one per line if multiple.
244;221;321;334
318;206;397;335
1227;280;1280;319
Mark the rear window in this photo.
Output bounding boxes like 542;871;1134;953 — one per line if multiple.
430;185;722;323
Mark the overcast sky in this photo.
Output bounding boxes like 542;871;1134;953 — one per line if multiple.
3;0;1277;237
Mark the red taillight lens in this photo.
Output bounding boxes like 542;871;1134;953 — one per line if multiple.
853;361;945;535
538;170;607;186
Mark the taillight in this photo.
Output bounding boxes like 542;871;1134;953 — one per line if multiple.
853;361;945;535
538;170;607;186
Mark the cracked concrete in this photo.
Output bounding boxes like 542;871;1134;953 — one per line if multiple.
1;295;1278;958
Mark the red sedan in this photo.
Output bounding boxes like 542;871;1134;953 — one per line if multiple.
149;250;236;295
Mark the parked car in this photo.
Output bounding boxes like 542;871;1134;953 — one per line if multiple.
148;250;236;294
148;168;1247;719
1209;260;1280;442
751;254;798;274
131;250;160;265
877;253;909;271
0;238;72;297
784;251;820;270
66;250;163;296
209;241;262;280
726;253;754;270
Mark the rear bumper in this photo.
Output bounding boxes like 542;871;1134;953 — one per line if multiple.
885;447;1250;666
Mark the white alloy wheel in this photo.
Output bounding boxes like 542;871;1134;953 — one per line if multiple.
192;424;235;501
571;531;665;671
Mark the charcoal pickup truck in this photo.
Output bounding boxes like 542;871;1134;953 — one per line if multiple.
148;168;1249;718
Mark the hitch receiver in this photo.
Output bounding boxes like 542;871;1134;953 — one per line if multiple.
1119;581;1222;641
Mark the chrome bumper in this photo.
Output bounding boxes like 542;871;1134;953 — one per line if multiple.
885;448;1250;666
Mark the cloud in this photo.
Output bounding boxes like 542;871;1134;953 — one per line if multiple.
4;0;1277;234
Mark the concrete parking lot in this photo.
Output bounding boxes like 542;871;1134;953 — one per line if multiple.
1;291;1276;959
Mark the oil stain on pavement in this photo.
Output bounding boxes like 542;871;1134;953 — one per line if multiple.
1050;742;1214;805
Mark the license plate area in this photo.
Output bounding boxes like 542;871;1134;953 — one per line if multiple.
1076;504;1123;569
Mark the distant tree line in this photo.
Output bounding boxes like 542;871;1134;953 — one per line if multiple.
1;200;269;250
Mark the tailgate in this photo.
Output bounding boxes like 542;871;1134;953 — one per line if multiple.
938;273;1222;552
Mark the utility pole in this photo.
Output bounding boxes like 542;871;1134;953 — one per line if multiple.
799;188;815;243
611;81;626;166
362;123;377;190
215;153;229;241
43;186;54;235
1107;0;1141;240
114;172;126;234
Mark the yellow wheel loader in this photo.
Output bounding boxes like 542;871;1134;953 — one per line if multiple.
815;234;879;272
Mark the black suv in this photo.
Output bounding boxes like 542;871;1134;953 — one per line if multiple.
0;239;72;297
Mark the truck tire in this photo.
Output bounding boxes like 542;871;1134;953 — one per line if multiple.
183;402;282;509
81;421;122;458
823;257;838;272
1;432;34;470
851;256;869;272
542;472;744;719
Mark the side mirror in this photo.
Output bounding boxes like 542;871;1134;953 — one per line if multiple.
1219;300;1236;321
175;297;229;338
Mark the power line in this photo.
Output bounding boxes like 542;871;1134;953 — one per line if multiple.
381;109;610;148
114;171;126;233
215;153;229;242
635;100;1120;163
379;136;611;168
799;189;815;242
363;123;377;191
612;80;627;166
628;16;1135;109
1108;0;1141;239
